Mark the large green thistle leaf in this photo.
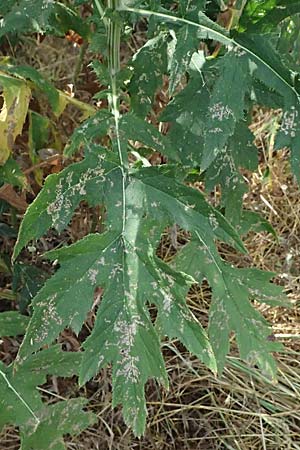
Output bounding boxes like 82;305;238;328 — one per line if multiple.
4;0;296;439
159;75;207;166
16;161;246;434
13;125;283;434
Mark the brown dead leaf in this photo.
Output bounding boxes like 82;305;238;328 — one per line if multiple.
0;184;27;211
0;72;31;165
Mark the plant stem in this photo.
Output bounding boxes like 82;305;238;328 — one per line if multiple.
107;0;127;234
94;0;108;28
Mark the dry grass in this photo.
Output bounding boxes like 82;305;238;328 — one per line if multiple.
1;35;300;450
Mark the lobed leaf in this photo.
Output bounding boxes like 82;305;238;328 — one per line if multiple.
16;164;248;434
173;239;286;378
4;0;296;439
13;146;117;260
0;346;96;449
20;399;95;450
0;0;89;40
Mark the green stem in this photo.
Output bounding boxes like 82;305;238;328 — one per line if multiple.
107;0;127;234
94;0;108;28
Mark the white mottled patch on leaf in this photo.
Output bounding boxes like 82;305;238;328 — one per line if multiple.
209;213;219;230
88;268;99;285
209;102;234;121
114;316;142;383
281;107;298;137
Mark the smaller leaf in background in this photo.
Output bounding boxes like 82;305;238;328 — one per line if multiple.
167;25;198;95
0;0;89;41
201;49;251;170
128;33;167;117
21;398;96;450
277;15;300;71
28;113;50;152
12;263;50;314
0;157;27;188
0;311;29;337
64;110;112;157
48;2;90;40
205;148;247;227
205;121;257;227
120;113;175;160
238;210;277;238
0;71;31;165
0;0;56;38
233;34;300;181
0;346;96;449
240;0;300;33
28;111;52;185
173;239;285;378
160;76;209;166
